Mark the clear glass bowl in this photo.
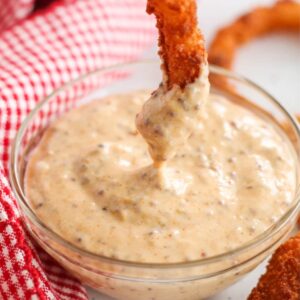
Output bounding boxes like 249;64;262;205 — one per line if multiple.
10;61;300;300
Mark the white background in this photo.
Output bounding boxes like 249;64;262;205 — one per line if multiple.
88;0;300;299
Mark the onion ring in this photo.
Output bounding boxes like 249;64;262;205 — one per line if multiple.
208;0;300;89
208;0;300;70
247;232;300;300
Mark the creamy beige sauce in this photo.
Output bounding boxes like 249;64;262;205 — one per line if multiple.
136;67;210;163
26;90;296;263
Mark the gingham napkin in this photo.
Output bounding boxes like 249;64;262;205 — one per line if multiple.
0;0;155;299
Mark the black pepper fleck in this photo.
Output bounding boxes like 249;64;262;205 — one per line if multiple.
227;157;236;163
201;251;207;258
98;190;105;196
141;172;148;179
151;90;158;97
80;177;89;185
177;97;188;111
229;121;238;129
153;126;163;136
144;118;151;126
167;110;175;117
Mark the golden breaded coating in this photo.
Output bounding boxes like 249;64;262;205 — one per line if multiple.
209;0;300;70
248;233;300;300
147;0;206;89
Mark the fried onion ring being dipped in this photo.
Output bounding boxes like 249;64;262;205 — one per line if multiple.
146;0;206;89
248;232;300;300
136;0;209;165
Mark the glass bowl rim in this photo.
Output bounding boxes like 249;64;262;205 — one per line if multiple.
9;60;300;270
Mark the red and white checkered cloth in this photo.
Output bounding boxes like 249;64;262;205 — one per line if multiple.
0;0;155;299
0;0;33;32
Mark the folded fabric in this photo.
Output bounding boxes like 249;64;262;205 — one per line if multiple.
0;0;34;32
0;0;155;299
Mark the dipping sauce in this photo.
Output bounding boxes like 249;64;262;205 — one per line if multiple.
25;90;296;263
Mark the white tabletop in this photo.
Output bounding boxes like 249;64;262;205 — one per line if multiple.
87;0;300;299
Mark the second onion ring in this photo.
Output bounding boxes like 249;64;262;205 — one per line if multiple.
208;0;300;70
